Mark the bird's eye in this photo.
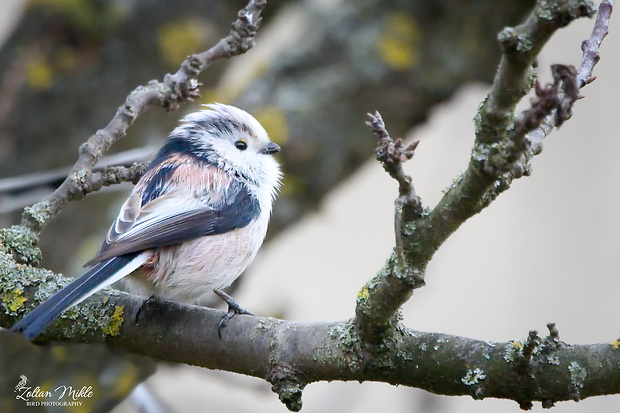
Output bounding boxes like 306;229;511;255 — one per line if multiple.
235;140;248;150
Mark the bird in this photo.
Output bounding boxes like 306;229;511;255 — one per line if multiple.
15;375;28;392
11;103;282;341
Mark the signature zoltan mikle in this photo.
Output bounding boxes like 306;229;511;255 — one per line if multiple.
14;375;93;402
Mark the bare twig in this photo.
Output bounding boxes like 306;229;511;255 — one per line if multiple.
367;111;423;269
507;63;578;169
0;147;157;215
20;0;268;233
0;146;155;196
517;0;613;145
354;113;424;343
578;0;615;86
84;163;148;194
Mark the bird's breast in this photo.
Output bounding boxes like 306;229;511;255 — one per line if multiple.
127;213;269;303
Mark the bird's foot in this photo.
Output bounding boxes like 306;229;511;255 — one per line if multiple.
214;289;254;338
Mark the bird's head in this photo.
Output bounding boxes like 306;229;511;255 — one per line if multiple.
166;103;282;191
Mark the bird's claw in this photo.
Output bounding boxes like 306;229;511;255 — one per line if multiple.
134;295;157;324
214;288;255;338
217;304;254;338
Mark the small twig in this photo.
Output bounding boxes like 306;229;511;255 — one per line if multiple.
0;147;156;196
85;164;149;194
366;111;422;270
354;112;423;343
578;0;614;87
367;111;422;222
507;64;578;168
21;0;268;233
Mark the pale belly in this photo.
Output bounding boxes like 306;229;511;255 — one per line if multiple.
123;216;268;303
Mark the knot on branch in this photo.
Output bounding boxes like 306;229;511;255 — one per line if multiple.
268;365;305;412
162;75;202;112
393;265;425;289
509;330;543;411
368;111;418;169
501;324;568;409
181;55;204;78
367;111;420;209
226;0;266;56
509;326;564;374
544;322;561;350
497;27;527;55
79;140;104;164
516;330;541;377
118;100;138;124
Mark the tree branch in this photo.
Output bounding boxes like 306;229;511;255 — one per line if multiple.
355;112;422;342
367;111;422;270
2;280;620;411
479;0;613;205
578;0;614;86
0;1;617;411
20;0;267;234
355;0;605;344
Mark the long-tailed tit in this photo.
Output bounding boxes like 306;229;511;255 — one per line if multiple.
11;104;281;341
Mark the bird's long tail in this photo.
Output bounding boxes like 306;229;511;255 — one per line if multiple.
11;252;148;341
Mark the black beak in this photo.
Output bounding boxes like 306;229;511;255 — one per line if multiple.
262;142;281;155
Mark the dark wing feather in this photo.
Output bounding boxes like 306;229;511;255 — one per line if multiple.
85;181;260;266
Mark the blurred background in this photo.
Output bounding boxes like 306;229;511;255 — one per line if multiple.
0;0;619;412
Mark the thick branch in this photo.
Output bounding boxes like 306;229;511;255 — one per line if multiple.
20;0;267;234
2;278;620;411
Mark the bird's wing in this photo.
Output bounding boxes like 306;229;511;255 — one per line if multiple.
85;178;260;266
